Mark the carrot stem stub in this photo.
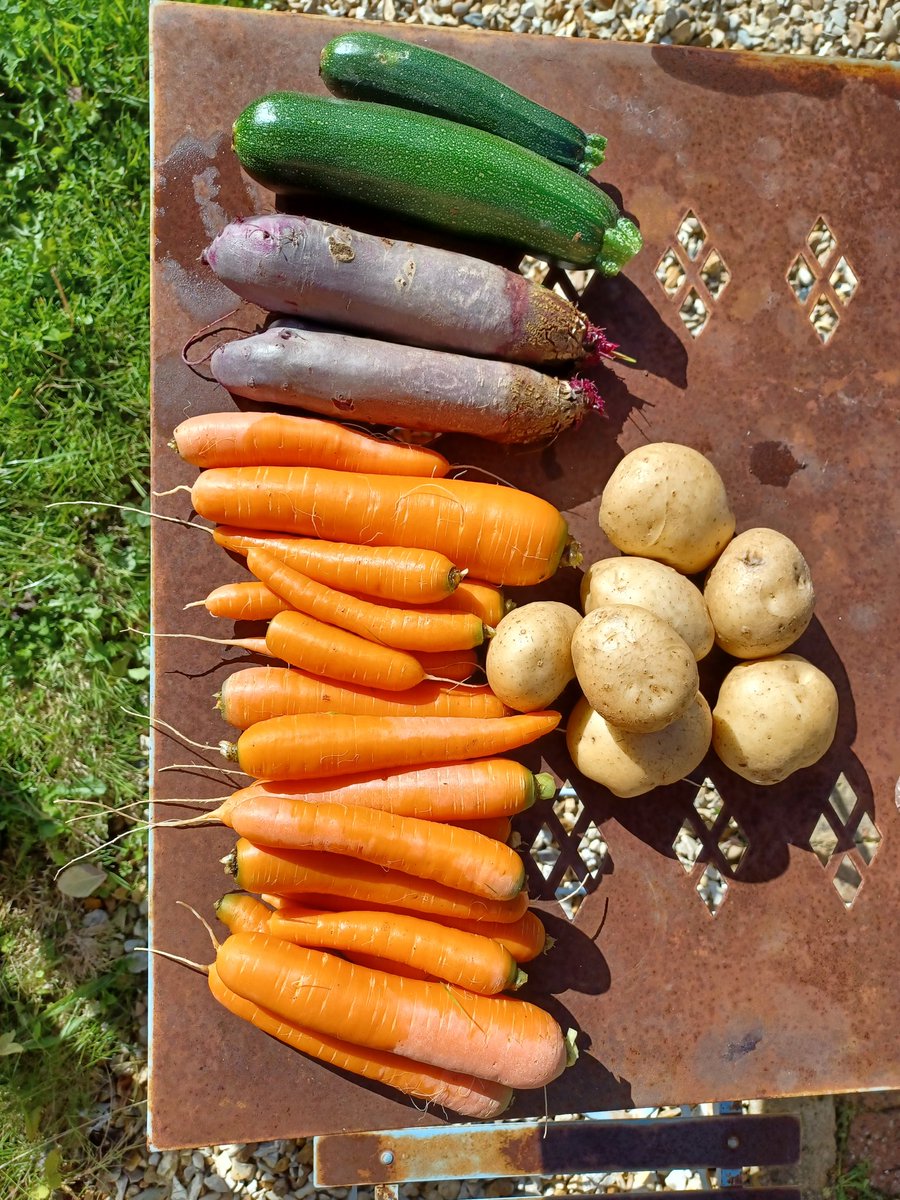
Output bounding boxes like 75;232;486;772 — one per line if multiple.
215;931;570;1090
224;711;561;780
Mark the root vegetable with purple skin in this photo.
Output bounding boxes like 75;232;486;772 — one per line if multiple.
203;214;619;367
209;325;603;446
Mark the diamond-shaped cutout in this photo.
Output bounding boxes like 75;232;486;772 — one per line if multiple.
832;854;863;908
697;864;729;916
807;217;837;266
556;866;588;921
678;287;709;338
529;823;560;880
577;821;608;879
854;813;882;866
676;210;706;261
518;254;550;286
692;779;724;829
719;815;749;873
699;248;731;300
655;247;686;298
553;784;584;830
809;813;839;866
673;819;702;873
827;772;857;825
809;294;839;344
829;256;858;306
562;267;596;296
787;254;816;305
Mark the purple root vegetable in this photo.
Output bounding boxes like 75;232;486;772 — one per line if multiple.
209;325;603;445
202;214;618;367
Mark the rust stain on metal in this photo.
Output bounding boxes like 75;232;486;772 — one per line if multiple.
150;0;900;1150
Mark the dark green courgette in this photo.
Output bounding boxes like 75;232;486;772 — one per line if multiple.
319;30;607;176
232;92;641;276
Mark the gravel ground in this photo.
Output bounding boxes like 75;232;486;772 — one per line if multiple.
101;4;899;1198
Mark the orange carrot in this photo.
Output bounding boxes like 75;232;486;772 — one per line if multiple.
211;795;525;900
368;579;509;626
227;841;529;923
215;931;571;1089
448;815;512;842
173;410;450;477
207;963;513;1118
218;760;554;821
191;466;578;586
415;648;478;682
194;580;291;622
223;711;561;780
339;951;431;980
217;665;509;728
246;546;486;652
213;526;462;604
264;610;426;692
426;909;550;962
215;892;272;934
268;905;524;995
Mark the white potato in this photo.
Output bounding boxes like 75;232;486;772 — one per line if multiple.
599;442;735;574
704;527;815;658
580;556;714;660
566;693;712;797
485;601;582;712
712;655;838;785
571;603;699;733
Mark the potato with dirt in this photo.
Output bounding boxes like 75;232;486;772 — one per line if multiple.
703;527;815;658
598;442;735;574
571;603;698;733
712;654;838;784
485;601;582;712
566;693;712;797
580;556;714;660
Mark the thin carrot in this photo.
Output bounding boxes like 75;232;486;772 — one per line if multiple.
192;580;291;622
263;610;427;692
448;815;512;842
215;931;571;1089
424;909;550;963
217;760;554;821
217;665;509;729
207;964;513;1118
246;546;486;652
173;410;450;476
268;905;524;995
191;466;579;586
210;795;526;900
339;951;430;981
369;579;509;626
222;711;561;780
213;526;462;604
227;841;530;923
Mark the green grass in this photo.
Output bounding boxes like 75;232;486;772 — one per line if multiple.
0;1;261;1194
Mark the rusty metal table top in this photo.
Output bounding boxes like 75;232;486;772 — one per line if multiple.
149;0;900;1151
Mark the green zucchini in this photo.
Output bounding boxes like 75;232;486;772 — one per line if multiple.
319;30;607;176
232;92;641;277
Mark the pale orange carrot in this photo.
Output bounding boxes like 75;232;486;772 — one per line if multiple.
211;795;526;900
213;526;462;604
227;842;530;924
173;410;450;476
268;905;523;994
194;580;291;622
263;610;427;692
215;892;272;934
191;467;578;586
222;711;561;780
217;665;509;729
215;932;571;1089
246;546;486;652
207;964;513;1118
448;815;512;842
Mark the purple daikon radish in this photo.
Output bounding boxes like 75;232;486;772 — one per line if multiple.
209;325;602;445
202;214;618;366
